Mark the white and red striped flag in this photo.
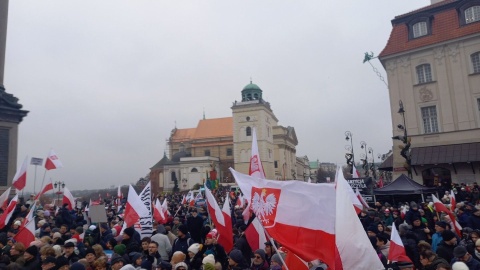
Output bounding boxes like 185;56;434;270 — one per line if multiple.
161;198;169;218
14;218;35;246
0;187;11;210
124;185;149;228
231;168;336;268
205;186;233;253
355;188;370;210
12;156;28;191
249;127;265;179
45;149;63;170
35;180;53;200
388;224;413;263
21;205;35;227
432;194;462;236
221;193;234;252
352;163;360;178
153;199;166;224
450;190;456;211
181;195;187;205
244;217;268;252
0;194;18;229
62;186;75;210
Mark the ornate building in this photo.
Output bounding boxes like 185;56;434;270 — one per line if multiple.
379;0;480;186
149;82;302;193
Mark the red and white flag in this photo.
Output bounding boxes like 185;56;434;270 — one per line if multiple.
231;168;336;268
14;218;35;246
0;194;18;229
335;168;385;269
377;176;384;188
284;249;309;270
181;195;187;205
21;205;35;228
161;198;169;217
205;187;233;252
355;188;370;210
343;178;363;215
153;199;166;224
249;127;266;179
352;164;360;178
432;194;462;236
245;217;268;252
236;194;245;208
62;186;75;210
450;190;456;211
388;224;413;263
400;206;407;220
124;185;149;228
45;149;63;170
12;156;28;191
221;193;234;253
0;187;11;210
35;180;53;200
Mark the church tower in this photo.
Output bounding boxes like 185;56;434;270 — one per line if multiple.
232;81;277;178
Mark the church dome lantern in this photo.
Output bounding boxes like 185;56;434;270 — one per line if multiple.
241;81;263;102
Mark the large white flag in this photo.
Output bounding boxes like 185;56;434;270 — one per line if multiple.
249;127;266;178
62;187;75;210
138;182;153;238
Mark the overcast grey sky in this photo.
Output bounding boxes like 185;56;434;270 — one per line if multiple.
4;0;430;191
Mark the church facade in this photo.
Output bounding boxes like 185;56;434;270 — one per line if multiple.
149;82;303;194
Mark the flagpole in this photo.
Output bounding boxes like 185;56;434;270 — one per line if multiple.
263;228;290;270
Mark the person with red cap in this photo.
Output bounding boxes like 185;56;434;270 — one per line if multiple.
197;230;228;270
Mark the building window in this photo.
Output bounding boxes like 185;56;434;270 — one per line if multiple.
472;52;480;73
465;6;480;24
274;161;278;168
421;106;439;134
191;168;198;173
416;64;433;84
268;149;272;159
204;150;210;156
226;148;232;156
413;22;428;38
477;98;480;114
246;127;252;136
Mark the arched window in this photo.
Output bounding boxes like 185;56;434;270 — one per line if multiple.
416;64;433;84
254;93;259;100
472;52;480;73
465;6;480;24
246;126;252;136
191;168;198;173
247;94;252;100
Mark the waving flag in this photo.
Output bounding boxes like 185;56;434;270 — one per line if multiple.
221;193;234;252
231;168;336;268
388;224;412;263
249;127;266;178
0;187;11;210
205;187;233;253
181;195;187;205
153;199;165;224
12;156;28;191
35;180;53;200
45;149;63;170
161;198;169;217
62;187;75;210
14;219;35;246
0;194;18;229
432;194;462;236
21;205;35;228
355;188;370;210
450;190;456;211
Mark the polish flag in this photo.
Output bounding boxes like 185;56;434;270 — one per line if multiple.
244;218;268;252
432;195;462;236
231;168;336;268
352;164;360;178
35;181;53;200
12;156;28;191
343;179;363;215
388;224;412;263
335;168;385;269
21;205;35;227
205;187;233;252
62;187;75;210
0;194;19;229
161;198;169;217
284;249;309;270
44;149;63;170
181;195;187;205
0;187;11;210
13;218;35;247
236;194;244;208
377;176;384;188
355;188;370;210
242;201;251;224
249;127;265;179
400;206;407;220
153;199;166;224
124;185;146;227
221;192;234;252
450;190;456;211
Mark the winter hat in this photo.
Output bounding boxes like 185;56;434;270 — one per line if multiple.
442;230;456;241
271;253;284;266
367;224;379;234
410;202;418;209
100;223;109;230
178;224;188;235
120;265;135;270
89;225;96;231
42;256;56;264
52;232;62;239
157;224;166;234
453;246;468;258
13;220;21;226
123;227;135;237
157;261;172;270
37;220;46;227
203;263;215;270
25;245;38;257
70;262;86;270
229;249;243;264
188;243;201;255
206;230;218;239
85;248;95;256
254;249;266;261
114;244;127;255
130;252;143;262
202;254;215;265
452;262;469;270
63;242;75;248
435;221;447;229
174;262;188;269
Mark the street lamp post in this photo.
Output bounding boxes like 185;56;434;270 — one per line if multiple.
360;141;369;177
368;147;377;179
393;100;412;178
345;131;355;173
54;181;65;207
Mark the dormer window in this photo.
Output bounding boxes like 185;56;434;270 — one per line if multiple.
465;6;480;24
413;22;428;38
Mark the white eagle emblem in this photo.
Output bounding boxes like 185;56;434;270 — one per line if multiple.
251;189;277;224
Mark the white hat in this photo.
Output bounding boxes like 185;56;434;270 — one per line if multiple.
202;254;215;265
175;262;188;270
89;225;96;231
188;243;201;255
452;262;469;270
14;220;21;226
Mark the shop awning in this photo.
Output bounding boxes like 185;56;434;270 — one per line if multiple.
411;142;480;166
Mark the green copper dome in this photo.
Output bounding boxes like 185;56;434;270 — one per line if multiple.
241;81;263;101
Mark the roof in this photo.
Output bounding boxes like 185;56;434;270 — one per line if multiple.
374;174;438;195
150;153;173;169
309;161;319;169
411;142;480;165
242;83;261;91
170;117;233;142
379;0;480;58
378;155;393;171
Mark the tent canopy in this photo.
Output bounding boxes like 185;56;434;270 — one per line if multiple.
373;174;438;195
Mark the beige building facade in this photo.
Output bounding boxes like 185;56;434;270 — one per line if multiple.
379;0;480;186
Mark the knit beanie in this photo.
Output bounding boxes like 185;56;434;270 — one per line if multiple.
178;225;188;235
114;244;127;255
70;262;86;270
188;243;202;255
229;249;243;264
254;249;266;261
452;262;469;270
203;263;215;270
25;245;38;257
271;253;284;266
123;227;135;237
174;262;188;269
202;254;215;265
